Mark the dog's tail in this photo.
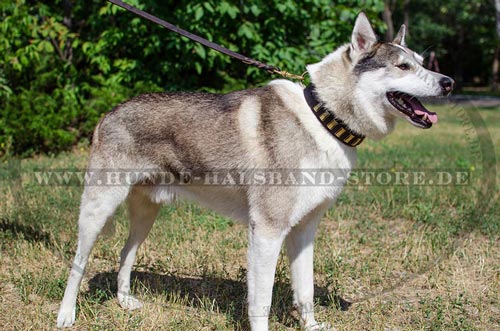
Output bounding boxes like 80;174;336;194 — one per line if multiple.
100;217;116;239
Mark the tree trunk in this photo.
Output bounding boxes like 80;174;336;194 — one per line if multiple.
383;0;394;41
403;0;410;36
493;0;500;90
453;27;465;91
492;47;499;91
63;0;73;63
495;0;500;39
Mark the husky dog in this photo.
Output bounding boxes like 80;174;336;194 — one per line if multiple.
57;13;454;331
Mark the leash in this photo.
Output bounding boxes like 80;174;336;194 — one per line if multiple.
107;0;305;81
106;1;364;147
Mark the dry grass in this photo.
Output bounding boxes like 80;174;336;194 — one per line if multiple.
0;103;499;330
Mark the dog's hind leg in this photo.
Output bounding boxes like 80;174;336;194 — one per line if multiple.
57;184;130;328
117;187;160;310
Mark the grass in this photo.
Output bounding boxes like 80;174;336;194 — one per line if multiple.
461;87;500;98
0;103;499;330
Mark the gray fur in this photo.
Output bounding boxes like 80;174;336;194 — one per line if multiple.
96;86;315;175
353;43;410;75
57;12;454;331
92;86;318;229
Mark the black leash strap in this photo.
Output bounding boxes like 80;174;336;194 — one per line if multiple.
107;0;304;80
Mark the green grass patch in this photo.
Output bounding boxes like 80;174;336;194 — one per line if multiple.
0;104;499;330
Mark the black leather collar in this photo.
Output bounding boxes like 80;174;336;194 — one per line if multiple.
303;84;365;147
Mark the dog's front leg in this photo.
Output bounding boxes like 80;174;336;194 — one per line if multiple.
247;225;288;331
286;207;331;331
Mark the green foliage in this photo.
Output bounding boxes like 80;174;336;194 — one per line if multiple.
1;0;496;156
392;0;497;86
0;0;385;156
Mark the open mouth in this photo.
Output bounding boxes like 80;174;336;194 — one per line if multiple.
386;92;438;129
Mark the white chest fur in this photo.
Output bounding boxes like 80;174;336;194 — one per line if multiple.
269;80;358;226
146;80;358;228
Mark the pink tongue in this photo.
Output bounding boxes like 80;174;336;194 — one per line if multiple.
414;109;438;124
408;99;438;124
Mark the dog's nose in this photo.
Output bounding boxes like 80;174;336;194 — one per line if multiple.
440;77;455;94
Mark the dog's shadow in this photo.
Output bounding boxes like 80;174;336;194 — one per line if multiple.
87;270;351;330
0;218;53;247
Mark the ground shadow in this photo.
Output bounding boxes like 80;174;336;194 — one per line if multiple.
87;270;351;330
0;217;53;247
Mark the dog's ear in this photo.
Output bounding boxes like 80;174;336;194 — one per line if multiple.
351;12;377;54
393;24;407;46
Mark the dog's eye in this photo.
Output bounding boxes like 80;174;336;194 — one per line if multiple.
397;63;411;71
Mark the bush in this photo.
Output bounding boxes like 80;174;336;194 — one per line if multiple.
0;0;385;156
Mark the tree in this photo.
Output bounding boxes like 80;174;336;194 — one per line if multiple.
0;0;386;156
495;0;500;39
1;0;497;156
493;0;500;90
382;0;409;42
383;0;395;41
392;0;496;89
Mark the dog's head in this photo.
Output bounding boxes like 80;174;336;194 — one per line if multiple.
308;13;454;139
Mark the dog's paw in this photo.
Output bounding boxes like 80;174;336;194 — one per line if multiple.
56;307;76;328
118;292;144;310
304;322;336;331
